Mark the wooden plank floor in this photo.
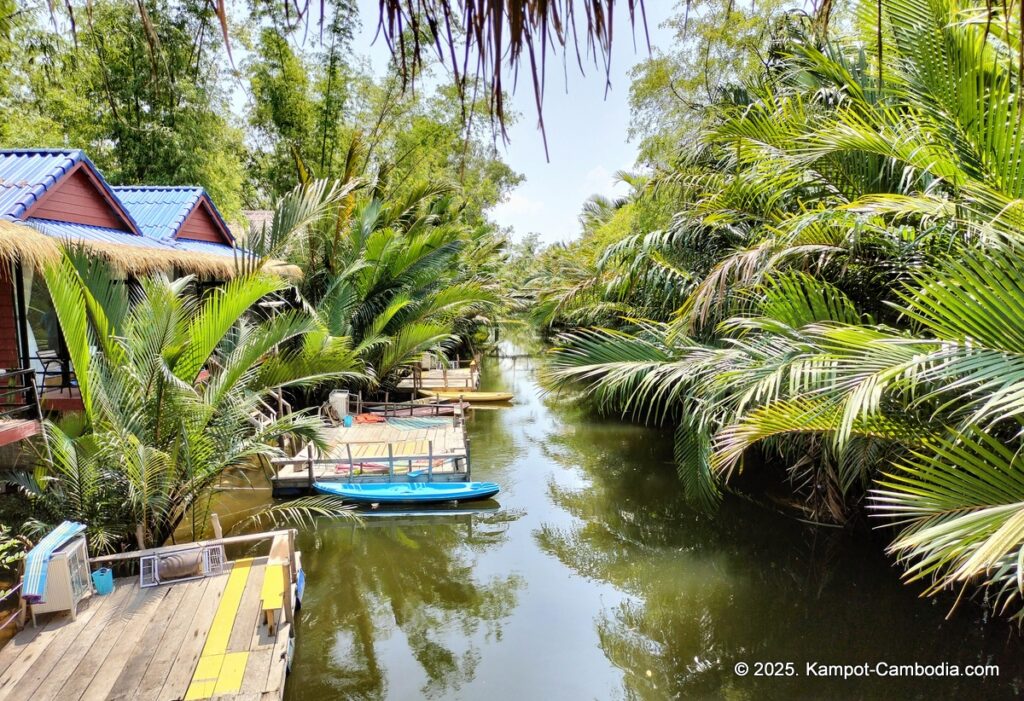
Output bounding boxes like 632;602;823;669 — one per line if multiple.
0;557;293;701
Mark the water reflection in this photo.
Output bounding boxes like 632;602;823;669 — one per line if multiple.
289;509;523;699
535;387;1024;700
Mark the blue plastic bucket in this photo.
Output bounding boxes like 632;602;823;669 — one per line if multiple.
343;415;353;428
91;567;114;595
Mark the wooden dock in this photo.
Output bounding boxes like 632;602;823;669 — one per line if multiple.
0;535;299;701
270;417;471;494
395;363;480;391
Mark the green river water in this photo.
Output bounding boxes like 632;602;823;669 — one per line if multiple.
283;355;1024;700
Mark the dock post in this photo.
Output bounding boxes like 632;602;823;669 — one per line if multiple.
443;367;448;388
307;456;314;494
465;436;472;479
346;443;354;478
211;513;223;540
288;529;297;579
387;443;394;482
428;440;434;480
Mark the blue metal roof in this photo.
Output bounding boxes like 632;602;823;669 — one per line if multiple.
0;149;143;235
112;186;234;246
111;186;202;242
27;218;175;250
0;150;82;220
27;219;253;263
172;238;242;258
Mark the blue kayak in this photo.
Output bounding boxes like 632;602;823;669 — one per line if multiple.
314;481;500;504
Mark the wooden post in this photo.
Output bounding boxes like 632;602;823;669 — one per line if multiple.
287;529;297;583
443;367;448;388
346;443;354;478
428;440;434;480
387;443;394;481
281;529;296;631
211;513;223;540
282;567;295;630
307;456;314;493
465;436;472;480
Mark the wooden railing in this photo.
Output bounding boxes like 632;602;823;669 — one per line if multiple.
0;369;42;424
357;398;464;419
0;583;24;633
271;437;472;482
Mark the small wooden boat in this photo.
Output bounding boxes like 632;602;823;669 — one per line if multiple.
417;389;513;402
314;481;500;504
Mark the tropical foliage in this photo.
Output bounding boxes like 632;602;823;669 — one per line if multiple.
8;248;362;553
245;173;506;389
530;0;1024;619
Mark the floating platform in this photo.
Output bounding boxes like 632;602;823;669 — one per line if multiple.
395;365;479;391
0;540;299;701
270;418;471;495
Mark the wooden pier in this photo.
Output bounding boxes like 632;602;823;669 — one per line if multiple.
270;415;471;494
0;531;300;701
395;357;480;392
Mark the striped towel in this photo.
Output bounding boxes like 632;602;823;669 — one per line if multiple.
387;417;452;430
22;521;87;603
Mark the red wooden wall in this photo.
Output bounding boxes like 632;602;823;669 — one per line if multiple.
29;164;131;231
0;266;20;369
178;201;231;244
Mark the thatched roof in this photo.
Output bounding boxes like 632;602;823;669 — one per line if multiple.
0;219;301;280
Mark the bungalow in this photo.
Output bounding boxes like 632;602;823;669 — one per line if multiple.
0;148;277;448
111;185;236;256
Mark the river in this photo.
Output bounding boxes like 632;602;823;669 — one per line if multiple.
284;354;1024;700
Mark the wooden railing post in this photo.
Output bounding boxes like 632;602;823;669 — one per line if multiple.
307;455;314;493
282;529;296;632
287;529;297;583
346;443;354;478
387;443;394;481
211;513;223;540
428;440;434;480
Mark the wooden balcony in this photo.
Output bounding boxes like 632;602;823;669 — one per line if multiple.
0;369;42;448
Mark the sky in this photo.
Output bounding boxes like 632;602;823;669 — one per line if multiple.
348;0;676;245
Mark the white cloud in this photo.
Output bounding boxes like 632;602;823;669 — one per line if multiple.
580;165;615;196
579;164;632;201
493;191;545;217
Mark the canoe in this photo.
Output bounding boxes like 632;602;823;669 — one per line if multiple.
417;389;513;402
314;480;500;504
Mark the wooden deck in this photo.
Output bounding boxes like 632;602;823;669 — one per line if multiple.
395;366;479;390
0;556;295;701
0;418;41;447
270;417;470;493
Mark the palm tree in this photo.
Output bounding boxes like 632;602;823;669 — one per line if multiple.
13;247;364;552
542;0;1024;617
247;176;502;389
